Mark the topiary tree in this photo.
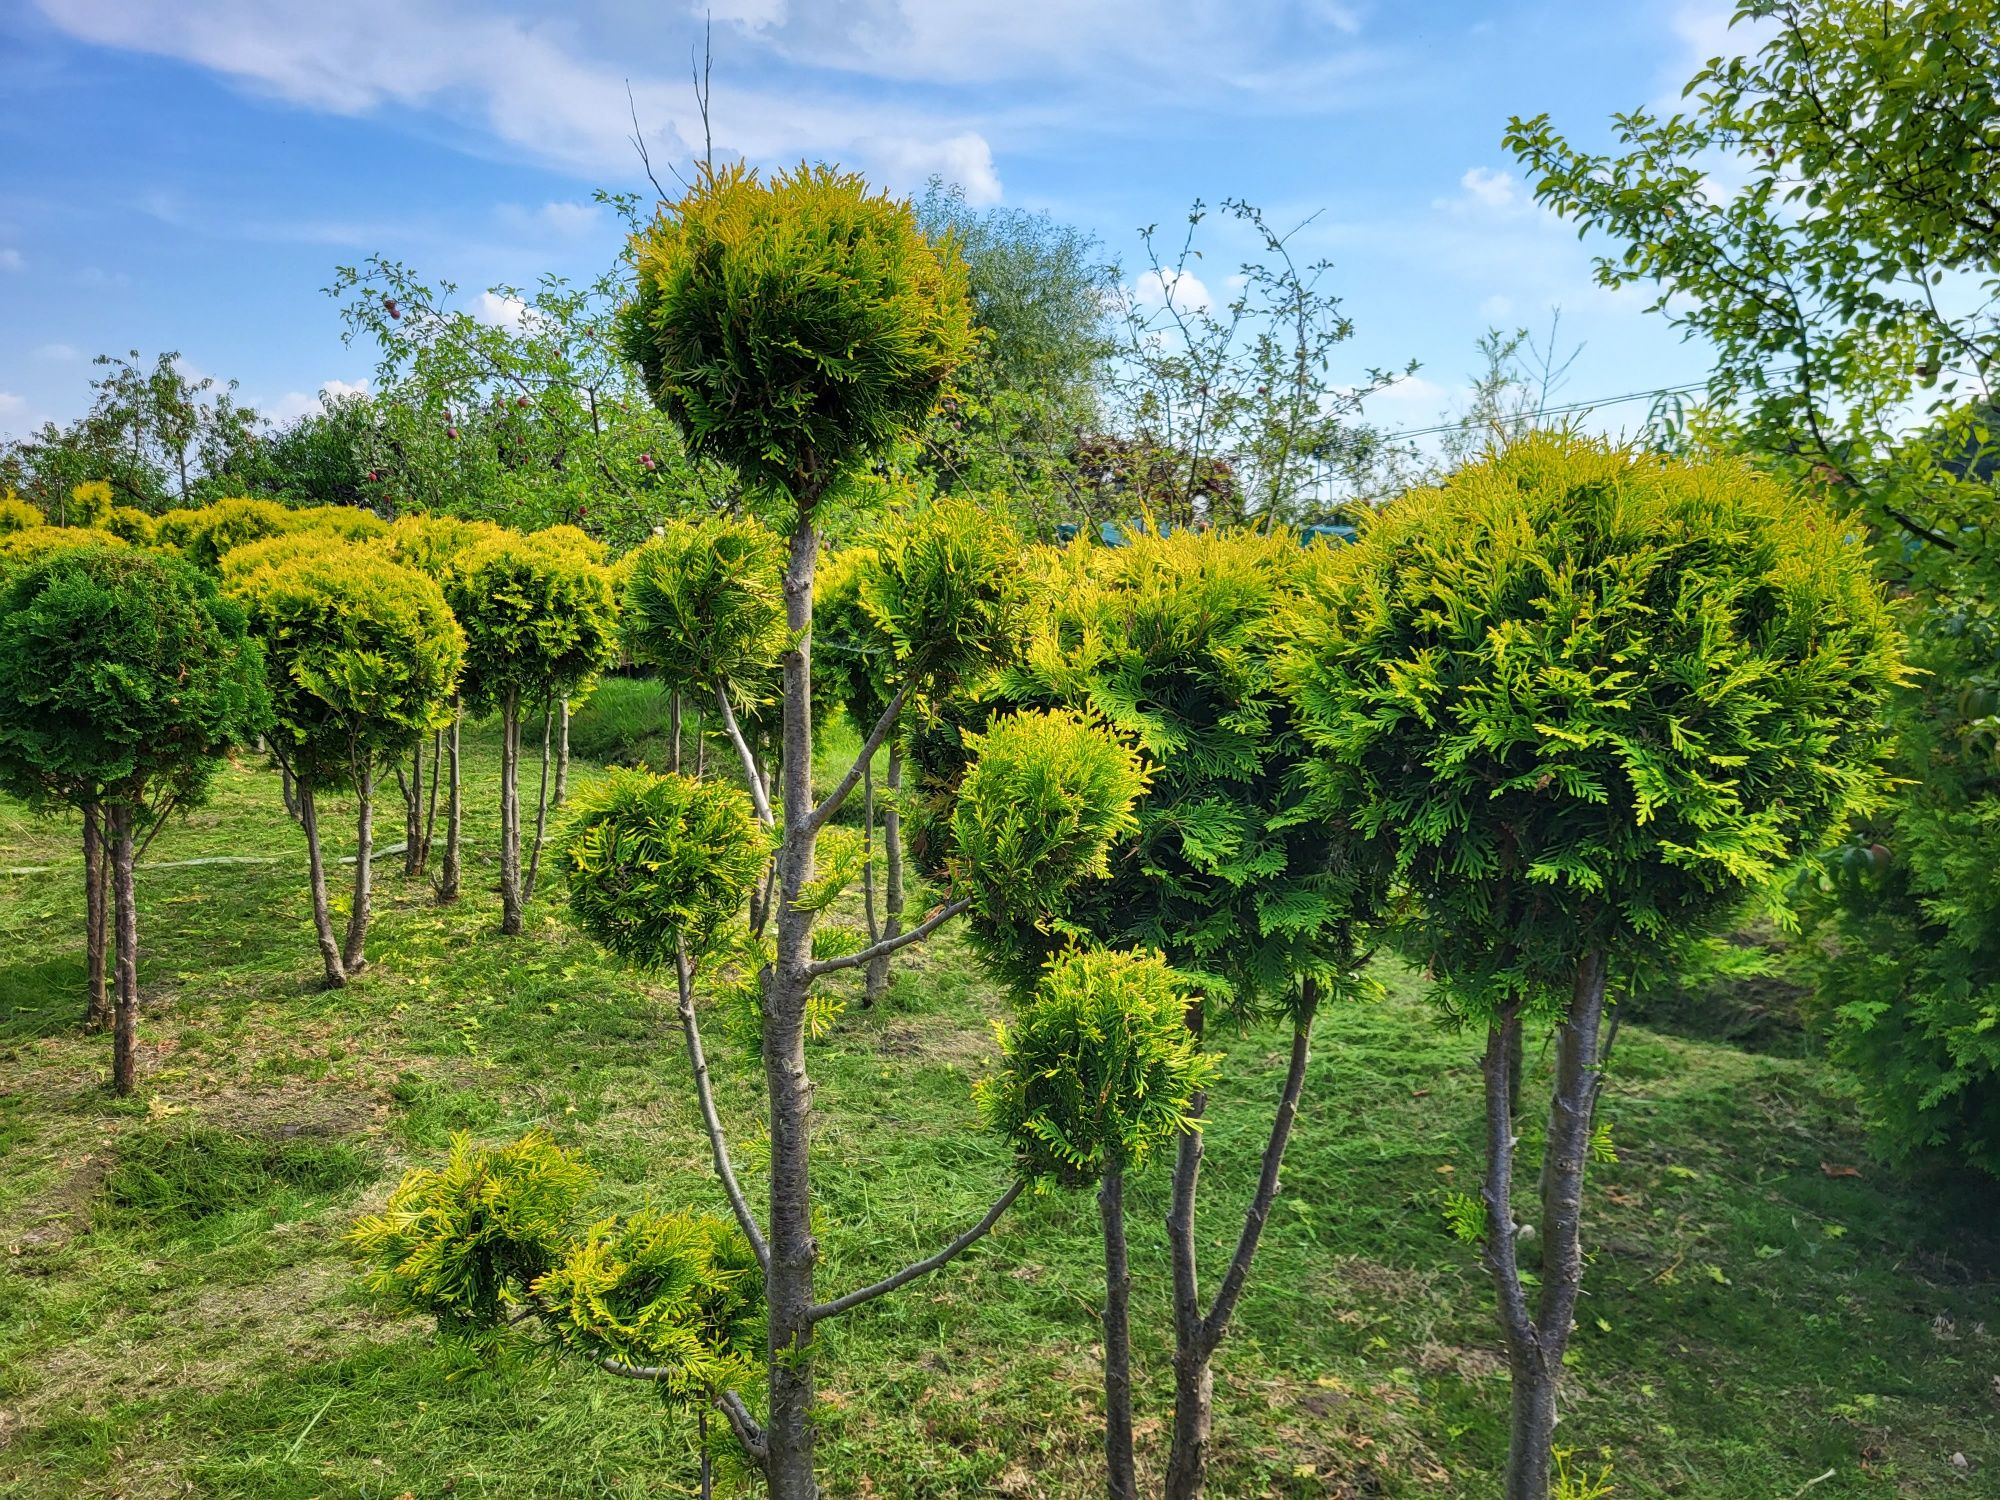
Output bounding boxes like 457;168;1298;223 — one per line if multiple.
814;498;1020;1002
349;1130;765;1497
979;948;1210;1499
1279;434;1903;1500
162;496;297;571
444;531;619;934
0;524;127;583
233;545;464;986
0;494;43;533
0;546;268;1091
919;526;1394;1498
388;515;506;896
624;159;1158;1496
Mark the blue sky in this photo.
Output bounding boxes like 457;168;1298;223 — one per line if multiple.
0;1;1744;443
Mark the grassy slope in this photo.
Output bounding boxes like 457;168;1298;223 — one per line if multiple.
0;713;1994;1499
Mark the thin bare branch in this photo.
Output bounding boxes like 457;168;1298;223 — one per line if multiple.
806;682;910;835
714;684;774;828
805;897;969;979
808;1178;1024;1323
675;943;770;1271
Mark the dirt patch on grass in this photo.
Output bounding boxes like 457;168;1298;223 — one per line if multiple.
872;1013;999;1069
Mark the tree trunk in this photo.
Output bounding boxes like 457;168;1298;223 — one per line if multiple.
671;690;683;774
1100;1163;1138;1500
499;690;523;936
403;738;424;877
83;805;112;1031
554;699;571;808
865;743;904;1005
1483;951;1609;1500
524;706;553;905
1165;981;1319;1500
438;711;462;904
300;785;346;988
108;806;139;1096
420;727;442;875
280;761;302;825
762;518;824;1500
1164;997;1208;1489
342;763;374;975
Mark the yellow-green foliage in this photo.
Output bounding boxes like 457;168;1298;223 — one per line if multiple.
68;481;114;528
349;1131;595;1333
1281;433;1904;1012
534;523;610;565
219;530;346;588
0;494;46;534
231;544;465;787
622;516;788;706
950;708;1152;987
536;1209;764;1403
0;525;127;582
385;514;505;581
622;162;974;503
103;506;157;546
560;768;770;968
163;497;297;571
978;948;1214;1187
290;505;388;542
444;532;620;715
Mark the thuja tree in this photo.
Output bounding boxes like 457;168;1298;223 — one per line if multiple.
934;526;1391;1498
978;948;1211;1500
1280;434;1903;1500
350;1130;764;1498
444;531;619;934
0;546;267;1091
815;498;1020;1002
233;545;464;986
387;514;504;898
618;161;1011;1496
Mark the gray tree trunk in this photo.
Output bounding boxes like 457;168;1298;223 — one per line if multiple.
300;785;346;988
341;763;374;974
499;690;523;935
524;706;553;905
554;699;571;807
109;806;139;1095
403;738;424;877
83;805;112;1031
438;712;462;904
865;743;904;1004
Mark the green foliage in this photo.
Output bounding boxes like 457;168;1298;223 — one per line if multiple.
102;505;156;546
993;527;1389;1012
621;516;788;707
1281;434;1904;1013
444;532;619;716
164;497;298;571
536;1209;764;1404
385;513;505;581
977;947;1213;1187
622;163;975;506
560;768;770;968
0;495;43;534
565;675;678;767
232;545;464;789
861;499;1019;695
1440;1188;1488;1246
218;530;344;588
349;1130;595;1334
948;707;1152;987
290;504;389;542
1801;608;2000;1174
0;545;268;815
0;525;127;582
813;545;891;728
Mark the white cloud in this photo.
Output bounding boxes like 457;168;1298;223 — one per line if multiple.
1131;267;1212;314
476;290;536;330
0;248;22;271
499;199;604;237
263;376;371;424
1479;294;1515;322
1447;166;1525;215
33;342;80;361
1369;373;1450;407
864;132;1002;206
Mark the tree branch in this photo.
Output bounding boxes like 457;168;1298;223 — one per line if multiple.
1199;980;1317;1356
805;897;969;978
675;943;770;1272
713;684;774;828
806;683;910;836
807;1178;1024;1323
716;1389;767;1467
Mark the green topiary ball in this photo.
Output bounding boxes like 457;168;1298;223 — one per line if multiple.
621;516;789;707
949;708;1152;988
621;162;974;505
1281;433;1904;1015
560;768;771;968
444;532;621;717
977;948;1214;1187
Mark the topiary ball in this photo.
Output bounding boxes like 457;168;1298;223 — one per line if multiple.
977;947;1214;1188
560;768;770;968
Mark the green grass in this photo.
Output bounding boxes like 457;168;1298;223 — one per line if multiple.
1;716;1994;1497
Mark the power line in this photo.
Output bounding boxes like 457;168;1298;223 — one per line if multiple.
1375;374;1726;444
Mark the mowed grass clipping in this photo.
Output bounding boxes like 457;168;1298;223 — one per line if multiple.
0;714;1994;1498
